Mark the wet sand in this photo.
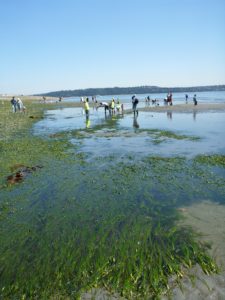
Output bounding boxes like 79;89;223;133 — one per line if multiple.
138;102;225;113
161;201;225;300
180;201;225;270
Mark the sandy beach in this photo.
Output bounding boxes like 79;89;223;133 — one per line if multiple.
138;102;225;113
162;201;225;300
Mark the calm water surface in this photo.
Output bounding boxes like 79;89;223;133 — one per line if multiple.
34;107;225;159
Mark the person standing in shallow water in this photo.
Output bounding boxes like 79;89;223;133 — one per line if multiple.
193;94;197;106
132;95;139;116
111;98;115;114
84;98;90;119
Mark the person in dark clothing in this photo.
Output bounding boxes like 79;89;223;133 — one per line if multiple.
10;96;17;112
193;94;197;106
132;95;139;116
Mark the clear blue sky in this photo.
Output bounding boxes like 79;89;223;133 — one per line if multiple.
1;0;225;94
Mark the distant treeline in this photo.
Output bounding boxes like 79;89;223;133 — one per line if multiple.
36;85;225;98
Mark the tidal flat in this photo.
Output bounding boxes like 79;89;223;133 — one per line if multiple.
0;100;225;299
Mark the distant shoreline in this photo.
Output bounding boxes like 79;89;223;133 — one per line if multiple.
34;84;225;98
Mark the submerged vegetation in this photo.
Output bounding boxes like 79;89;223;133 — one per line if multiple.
68;127;200;141
194;154;225;167
151;129;200;142
0;100;224;299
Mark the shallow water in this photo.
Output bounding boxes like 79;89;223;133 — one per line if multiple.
34;108;225;159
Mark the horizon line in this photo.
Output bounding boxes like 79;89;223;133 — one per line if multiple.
35;84;225;96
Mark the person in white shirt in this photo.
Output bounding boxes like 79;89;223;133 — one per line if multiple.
17;98;25;112
96;102;110;113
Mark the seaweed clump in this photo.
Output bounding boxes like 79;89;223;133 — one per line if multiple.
194;154;225;167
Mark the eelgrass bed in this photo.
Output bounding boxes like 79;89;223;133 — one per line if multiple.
0;101;224;299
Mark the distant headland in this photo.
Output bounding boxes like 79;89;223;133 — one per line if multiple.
35;85;225;98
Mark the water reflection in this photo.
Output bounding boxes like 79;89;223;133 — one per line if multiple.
133;116;140;128
85;116;91;128
167;111;172;120
34;108;225;159
193;111;197;121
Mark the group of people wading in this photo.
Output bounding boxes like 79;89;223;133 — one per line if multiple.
83;97;124;118
164;92;173;105
82;92;198;128
82;95;138;128
97;98;124;115
83;95;140;117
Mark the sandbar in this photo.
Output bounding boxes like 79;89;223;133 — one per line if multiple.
137;103;225;113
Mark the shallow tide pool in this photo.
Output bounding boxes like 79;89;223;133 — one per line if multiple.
33;108;225;159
